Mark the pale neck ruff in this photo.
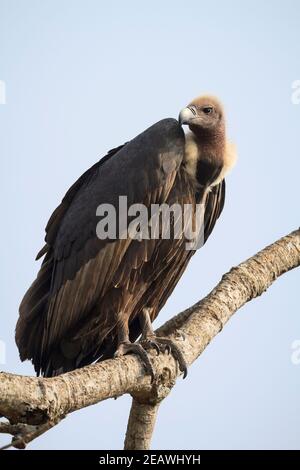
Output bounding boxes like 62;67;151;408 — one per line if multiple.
183;131;237;187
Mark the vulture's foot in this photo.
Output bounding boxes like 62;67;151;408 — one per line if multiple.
138;308;187;378
114;341;155;381
141;335;188;379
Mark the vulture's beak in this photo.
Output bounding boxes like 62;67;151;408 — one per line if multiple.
178;106;197;126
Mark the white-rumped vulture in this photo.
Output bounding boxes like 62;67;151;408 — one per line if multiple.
16;95;237;378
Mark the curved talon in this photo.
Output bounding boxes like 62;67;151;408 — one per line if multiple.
114;341;155;381
141;339;160;355
153;336;188;379
150;342;160;355
114;335;187;381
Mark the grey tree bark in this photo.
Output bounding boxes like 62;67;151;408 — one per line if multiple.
0;228;299;450
124;400;160;450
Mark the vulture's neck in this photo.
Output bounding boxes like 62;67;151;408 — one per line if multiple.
183;126;236;189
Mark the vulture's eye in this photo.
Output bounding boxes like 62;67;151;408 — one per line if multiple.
203;107;213;114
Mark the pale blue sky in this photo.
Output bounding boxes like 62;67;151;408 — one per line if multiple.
0;0;299;450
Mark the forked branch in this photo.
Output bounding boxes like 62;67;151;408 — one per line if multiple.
0;229;299;450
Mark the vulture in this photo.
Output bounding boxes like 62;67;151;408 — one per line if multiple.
16;95;237;378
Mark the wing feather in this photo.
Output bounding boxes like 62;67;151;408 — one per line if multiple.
17;119;185;374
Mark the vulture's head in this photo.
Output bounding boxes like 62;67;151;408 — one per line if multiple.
179;95;225;134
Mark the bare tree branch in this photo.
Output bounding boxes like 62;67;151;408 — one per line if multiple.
0;228;299;449
124;400;160;450
0;419;61;450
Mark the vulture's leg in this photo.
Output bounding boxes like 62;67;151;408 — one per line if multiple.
139;308;188;379
114;318;155;380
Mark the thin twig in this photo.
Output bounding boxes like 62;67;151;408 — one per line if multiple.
0;419;61;450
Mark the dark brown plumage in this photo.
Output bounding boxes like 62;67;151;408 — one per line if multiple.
16;95;236;377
